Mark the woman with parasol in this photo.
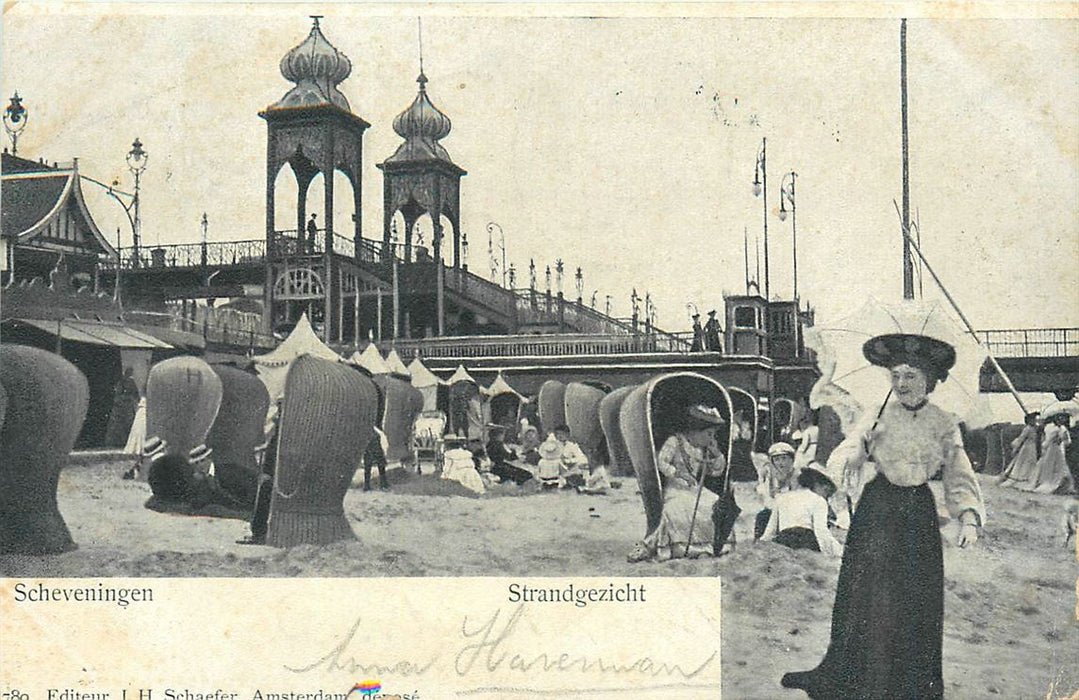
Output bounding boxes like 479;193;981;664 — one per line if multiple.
782;333;985;700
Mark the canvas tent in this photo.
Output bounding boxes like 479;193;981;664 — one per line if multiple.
353;343;391;375
484;372;528;440
408;357;446;412
252;313;341;422
385;350;412;379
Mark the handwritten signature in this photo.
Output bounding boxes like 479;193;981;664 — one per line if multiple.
284;615;437;676
454;604;717;678
285;605;717;682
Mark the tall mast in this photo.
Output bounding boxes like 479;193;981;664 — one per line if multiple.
901;19;914;299
744;226;750;294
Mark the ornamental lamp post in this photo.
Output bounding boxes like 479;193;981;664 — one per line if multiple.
3;92;28;155
778;170;798;301
752;137;769;300
126;138;149;268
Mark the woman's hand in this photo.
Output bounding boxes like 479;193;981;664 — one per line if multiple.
956;523;979;548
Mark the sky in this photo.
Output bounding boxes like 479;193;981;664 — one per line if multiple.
2;3;1076;334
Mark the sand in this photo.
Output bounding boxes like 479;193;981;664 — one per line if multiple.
2;456;1076;699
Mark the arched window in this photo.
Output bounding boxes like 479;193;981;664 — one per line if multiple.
273;267;324;299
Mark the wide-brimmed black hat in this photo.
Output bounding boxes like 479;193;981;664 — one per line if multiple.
863;333;956;381
797;465;836;492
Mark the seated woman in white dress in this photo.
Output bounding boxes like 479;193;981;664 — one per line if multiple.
629;405;729;561
760;464;843;557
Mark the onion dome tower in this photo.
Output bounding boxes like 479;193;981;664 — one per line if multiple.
259;17;370;341
377;67;466;271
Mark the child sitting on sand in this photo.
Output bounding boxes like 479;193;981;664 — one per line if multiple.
536;434;565;489
552;424;589;489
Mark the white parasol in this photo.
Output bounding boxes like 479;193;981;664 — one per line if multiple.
804;297;994;429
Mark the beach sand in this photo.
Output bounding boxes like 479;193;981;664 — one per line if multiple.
2;457;1076;699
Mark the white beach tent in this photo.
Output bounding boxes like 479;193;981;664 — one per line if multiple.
447;364;478;386
408;357;445;411
252;313;342;422
385;349;412;379
483;372;529;439
485;372;526;401
352;343;392;375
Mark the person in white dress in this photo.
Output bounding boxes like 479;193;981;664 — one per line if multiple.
628;405;729;561
1031;413;1074;494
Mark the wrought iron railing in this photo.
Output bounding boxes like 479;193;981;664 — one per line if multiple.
977;328;1079;358
386;331;697;360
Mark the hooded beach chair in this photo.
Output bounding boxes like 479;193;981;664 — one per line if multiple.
266;355;379;548
207;364;270;508
0;345;89;555
143;356;223;482
619;372;736;549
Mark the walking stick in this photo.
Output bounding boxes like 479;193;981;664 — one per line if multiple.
684;461;709;558
685;441;732;558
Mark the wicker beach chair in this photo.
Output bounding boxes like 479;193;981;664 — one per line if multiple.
266;355;378;548
0;345;89;555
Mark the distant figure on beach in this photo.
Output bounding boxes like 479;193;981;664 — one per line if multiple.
760;465;842;556
703;310;722;351
105;367;140;447
518;425;542;466
485;425;532;485
1031;413;1074;494
238;399;282;545
690;313;704;352
362;427;390;491
792;410;819;473
997;412;1042;490
536;434;565;489
552;424;589;488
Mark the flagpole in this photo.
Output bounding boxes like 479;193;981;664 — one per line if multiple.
892;200;1027;413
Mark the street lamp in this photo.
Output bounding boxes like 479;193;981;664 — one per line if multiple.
752;137;769;300
3;92;28;155
461;232;469;271
778;170;798;300
125;138;149;267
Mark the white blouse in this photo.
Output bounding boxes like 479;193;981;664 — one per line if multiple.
761;488;843;557
825;399;986;526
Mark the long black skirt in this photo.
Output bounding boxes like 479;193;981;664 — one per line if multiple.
787;474;944;699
